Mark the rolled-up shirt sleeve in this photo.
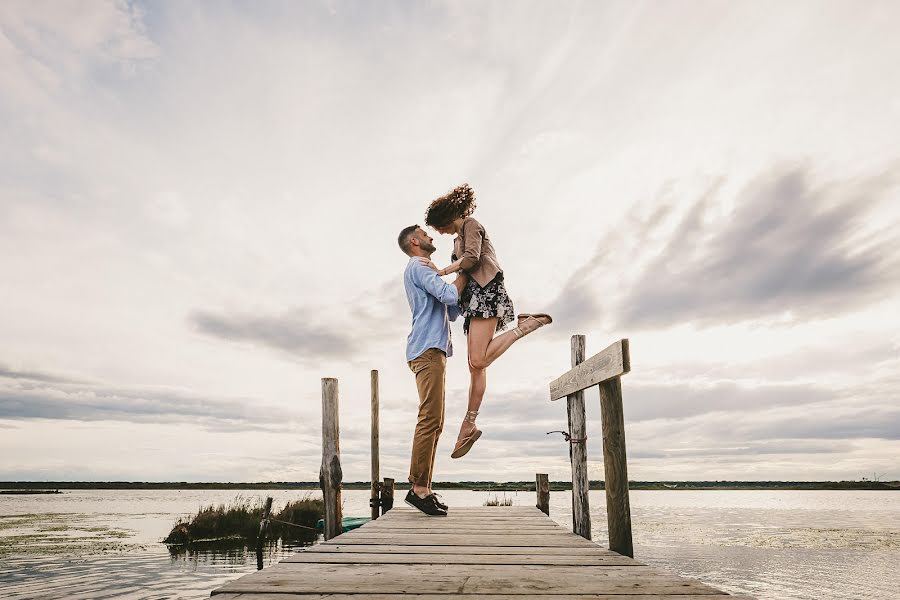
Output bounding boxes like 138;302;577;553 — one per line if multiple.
459;220;484;272
414;264;459;306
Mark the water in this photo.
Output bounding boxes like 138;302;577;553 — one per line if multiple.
1;489;898;599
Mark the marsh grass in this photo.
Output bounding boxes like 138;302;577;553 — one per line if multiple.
483;494;514;506
164;494;324;546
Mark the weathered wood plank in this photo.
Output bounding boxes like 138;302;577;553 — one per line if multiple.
358;527;570;535
283;552;641;566
305;544;619;556
213;565;726;596
550;338;630;400
321;534;599;547
213;595;751;599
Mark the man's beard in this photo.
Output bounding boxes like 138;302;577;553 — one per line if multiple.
420;241;436;254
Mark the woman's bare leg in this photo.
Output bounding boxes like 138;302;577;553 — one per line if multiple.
472;314;549;369
456;317;496;443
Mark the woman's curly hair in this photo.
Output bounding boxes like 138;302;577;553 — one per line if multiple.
424;183;477;229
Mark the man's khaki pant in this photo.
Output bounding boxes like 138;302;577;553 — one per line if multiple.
408;348;446;487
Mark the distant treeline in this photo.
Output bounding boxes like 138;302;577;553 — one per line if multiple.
1;480;897;491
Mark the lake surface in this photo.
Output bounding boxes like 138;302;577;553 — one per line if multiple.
1;489;898;599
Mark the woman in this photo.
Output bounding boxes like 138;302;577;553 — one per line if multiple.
424;183;552;459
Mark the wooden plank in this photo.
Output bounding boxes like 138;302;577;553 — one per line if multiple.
360;523;567;531
550;339;630;400
212;563;727;595
568;334;592;539
213;595;751;599
305;544;619;556
599;375;634;558
344;527;572;537
320;534;599;547
370;369;380;520
283;552;641;566
214;595;751;600
319;377;342;540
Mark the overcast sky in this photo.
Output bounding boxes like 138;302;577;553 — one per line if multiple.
2;1;899;483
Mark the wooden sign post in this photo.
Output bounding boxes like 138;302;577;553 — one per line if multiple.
549;338;633;557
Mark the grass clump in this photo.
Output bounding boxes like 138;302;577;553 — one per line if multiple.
164;494;323;546
483;494;514;506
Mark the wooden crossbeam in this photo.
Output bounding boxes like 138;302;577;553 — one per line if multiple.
549;339;630;401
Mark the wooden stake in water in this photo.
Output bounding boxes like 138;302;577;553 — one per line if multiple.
255;496;273;570
320;377;343;540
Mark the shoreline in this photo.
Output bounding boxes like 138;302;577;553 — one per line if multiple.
2;481;898;492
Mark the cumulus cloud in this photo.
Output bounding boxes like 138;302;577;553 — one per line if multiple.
550;166;900;331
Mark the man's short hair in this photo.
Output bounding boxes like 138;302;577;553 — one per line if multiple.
398;224;419;255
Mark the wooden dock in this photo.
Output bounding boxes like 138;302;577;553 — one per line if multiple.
210;505;752;599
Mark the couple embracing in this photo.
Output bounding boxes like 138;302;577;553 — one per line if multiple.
397;184;552;516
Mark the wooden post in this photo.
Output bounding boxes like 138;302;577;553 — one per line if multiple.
370;370;381;520
599;375;633;557
567;335;591;540
381;477;395;514
535;473;550;515
255;496;273;570
319;377;343;540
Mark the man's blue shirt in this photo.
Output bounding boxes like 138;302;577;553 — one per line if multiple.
404;257;460;362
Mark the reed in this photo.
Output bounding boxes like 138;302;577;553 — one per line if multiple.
483;493;514;506
164;494;324;545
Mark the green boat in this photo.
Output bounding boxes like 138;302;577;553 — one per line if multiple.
315;516;370;533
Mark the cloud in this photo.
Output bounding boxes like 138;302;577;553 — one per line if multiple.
550;165;900;331
0;363;84;384
187;276;411;361
188;308;354;359
0;365;302;433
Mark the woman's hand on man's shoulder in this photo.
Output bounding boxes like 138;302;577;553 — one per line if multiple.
415;257;438;271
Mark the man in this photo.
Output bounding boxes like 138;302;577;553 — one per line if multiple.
397;224;467;516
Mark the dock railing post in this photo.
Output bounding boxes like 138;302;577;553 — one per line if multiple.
381;477;395;513
567;335;591;540
320;377;343;540
599;370;634;557
370;369;381;520
535;473;550;515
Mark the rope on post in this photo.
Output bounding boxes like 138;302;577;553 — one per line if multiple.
547;430;587;444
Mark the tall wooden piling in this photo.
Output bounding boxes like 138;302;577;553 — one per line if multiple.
599;372;633;557
535;473;550;515
370;369;380;520
320;377;342;540
567;335;591;540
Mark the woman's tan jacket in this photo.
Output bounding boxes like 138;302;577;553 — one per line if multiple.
452;217;502;288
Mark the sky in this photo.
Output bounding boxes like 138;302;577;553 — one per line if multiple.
1;0;899;483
